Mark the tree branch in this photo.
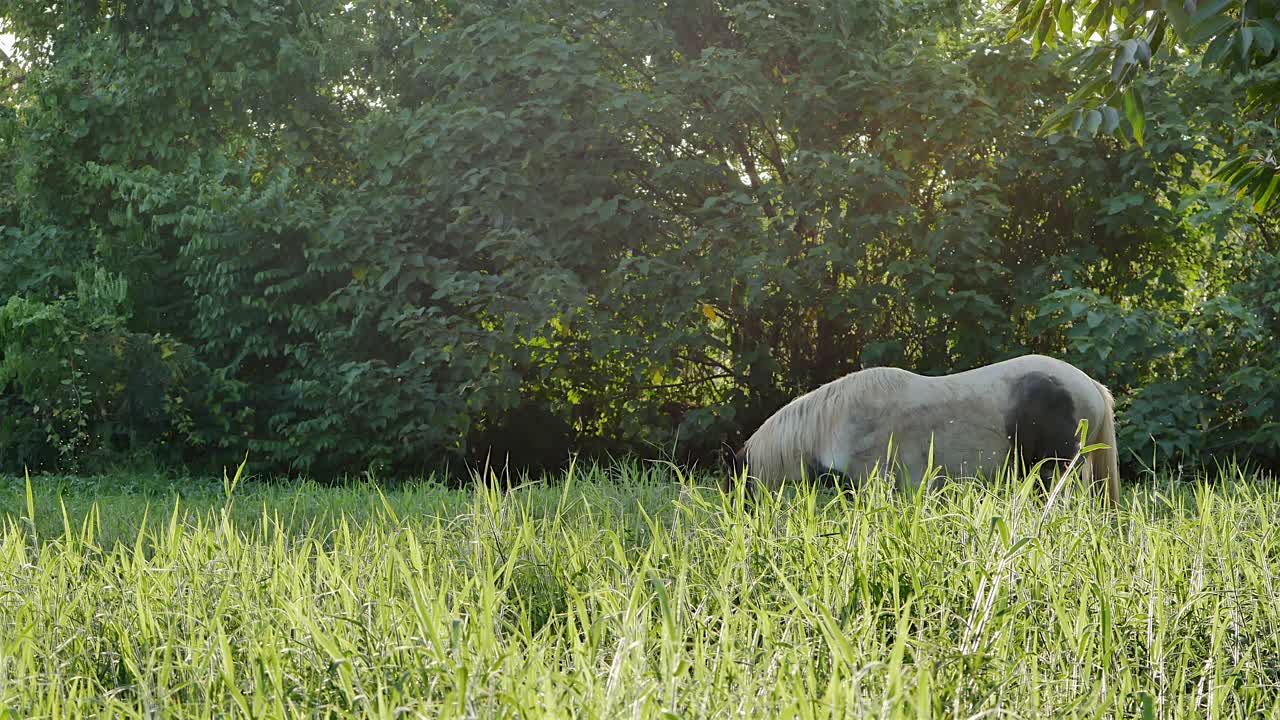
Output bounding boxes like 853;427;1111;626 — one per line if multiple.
763;127;788;183
677;350;735;376
733;129;776;219
637;373;735;392
598;372;737;404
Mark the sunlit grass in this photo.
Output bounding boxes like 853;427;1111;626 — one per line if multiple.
2;460;1279;718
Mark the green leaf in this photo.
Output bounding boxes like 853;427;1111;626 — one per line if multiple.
1036;2;1059;48
1253;22;1276;58
1039;102;1084;134
1083;0;1112;35
1148;17;1168;55
1027;0;1051;49
1164;0;1193;35
1212;155;1249;184
1185;0;1233;35
1070;108;1087;134
1082;109;1104;135
1027;0;1050;28
1186;13;1236;46
1134;37;1152;64
1100;105;1121;134
1252;170;1280;212
1057;0;1075;37
1122;88;1145;145
1231;167;1264;198
599;196;619;220
1203;30;1234;66
1110;40;1139;84
1067;74;1111;104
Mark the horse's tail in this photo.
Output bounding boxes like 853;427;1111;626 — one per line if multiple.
1090;380;1121;505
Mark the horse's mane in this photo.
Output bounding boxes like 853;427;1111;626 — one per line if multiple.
743;366;911;483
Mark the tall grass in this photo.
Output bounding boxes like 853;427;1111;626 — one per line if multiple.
2;461;1279;718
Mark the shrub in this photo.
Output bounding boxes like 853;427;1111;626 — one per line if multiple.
1034;252;1280;472
0;269;226;472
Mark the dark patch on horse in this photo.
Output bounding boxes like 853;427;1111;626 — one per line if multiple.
1004;371;1079;488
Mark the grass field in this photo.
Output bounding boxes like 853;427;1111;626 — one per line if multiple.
3;461;1280;718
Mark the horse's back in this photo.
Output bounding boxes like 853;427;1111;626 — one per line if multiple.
827;355;1106;484
936;355;1103;420
943;354;1090;385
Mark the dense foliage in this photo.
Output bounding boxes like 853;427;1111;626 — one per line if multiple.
1006;0;1280;212
0;0;1276;477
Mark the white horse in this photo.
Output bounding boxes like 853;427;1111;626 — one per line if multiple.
731;354;1120;503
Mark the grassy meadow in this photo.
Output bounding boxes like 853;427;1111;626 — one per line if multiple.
3;461;1280;718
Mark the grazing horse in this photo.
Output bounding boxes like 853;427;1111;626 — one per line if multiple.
729;354;1120;503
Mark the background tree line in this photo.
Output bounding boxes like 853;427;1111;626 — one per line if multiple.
0;0;1276;479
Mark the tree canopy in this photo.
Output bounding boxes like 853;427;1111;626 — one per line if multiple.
1006;0;1280;212
1;1;1276;478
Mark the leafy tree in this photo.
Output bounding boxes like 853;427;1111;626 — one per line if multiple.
1005;0;1280;212
0;0;1273;476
